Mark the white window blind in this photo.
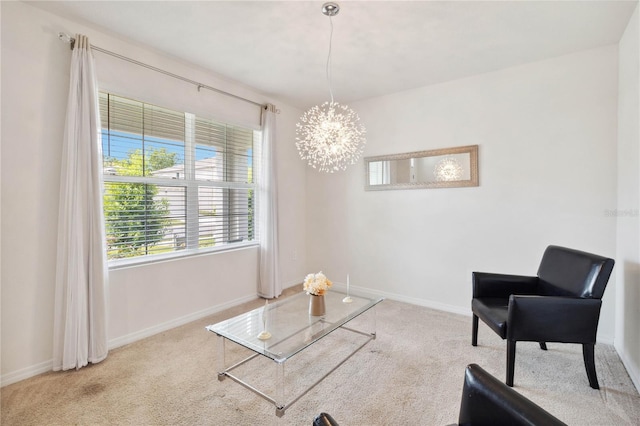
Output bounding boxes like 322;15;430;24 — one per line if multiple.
368;160;390;185
99;92;260;262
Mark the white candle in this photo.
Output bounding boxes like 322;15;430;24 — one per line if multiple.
343;274;353;303
263;299;269;329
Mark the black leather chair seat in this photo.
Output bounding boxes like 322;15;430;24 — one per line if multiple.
471;298;508;338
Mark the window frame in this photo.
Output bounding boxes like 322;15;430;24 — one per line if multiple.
100;92;261;269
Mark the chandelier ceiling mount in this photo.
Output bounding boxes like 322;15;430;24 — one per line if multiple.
322;2;340;17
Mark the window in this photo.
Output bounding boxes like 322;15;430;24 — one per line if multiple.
99;93;260;263
368;160;390;185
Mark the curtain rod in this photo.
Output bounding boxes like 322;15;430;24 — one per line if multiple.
58;32;271;110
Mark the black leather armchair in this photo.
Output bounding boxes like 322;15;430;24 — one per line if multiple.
457;364;566;426
472;245;614;389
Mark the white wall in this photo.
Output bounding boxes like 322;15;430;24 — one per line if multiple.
306;46;619;341
616;4;640;390
0;1;306;385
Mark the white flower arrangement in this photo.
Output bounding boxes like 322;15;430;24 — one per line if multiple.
303;271;333;296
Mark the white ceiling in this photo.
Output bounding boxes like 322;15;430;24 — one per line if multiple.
31;1;637;109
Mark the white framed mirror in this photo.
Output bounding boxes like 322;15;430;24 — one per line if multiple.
364;145;479;191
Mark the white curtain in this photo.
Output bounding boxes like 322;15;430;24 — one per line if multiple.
258;104;281;298
53;34;109;371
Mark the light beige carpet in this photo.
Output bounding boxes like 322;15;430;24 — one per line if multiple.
2;289;639;425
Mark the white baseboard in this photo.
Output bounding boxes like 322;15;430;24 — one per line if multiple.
618;346;640;393
331;283;471;317
333;283;616;345
1;359;53;388
3;287;633;390
282;279;303;291
108;293;257;349
1;293;258;387
597;333;615;345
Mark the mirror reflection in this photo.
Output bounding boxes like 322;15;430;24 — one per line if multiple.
365;145;478;190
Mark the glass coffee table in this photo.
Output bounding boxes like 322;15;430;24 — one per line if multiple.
206;290;383;416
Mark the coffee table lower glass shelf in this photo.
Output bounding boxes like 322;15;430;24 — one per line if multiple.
206;290;383;416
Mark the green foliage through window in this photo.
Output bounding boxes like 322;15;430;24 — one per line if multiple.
104;148;177;258
100;92;260;262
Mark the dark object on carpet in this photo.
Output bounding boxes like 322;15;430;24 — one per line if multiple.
471;245;614;388
314;364;566;426
312;412;339;426
456;363;567;426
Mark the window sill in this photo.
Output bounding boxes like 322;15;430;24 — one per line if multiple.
107;241;259;270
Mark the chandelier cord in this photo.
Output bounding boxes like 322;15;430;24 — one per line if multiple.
326;16;334;104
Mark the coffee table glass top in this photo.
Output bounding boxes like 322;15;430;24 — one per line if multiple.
207;291;383;362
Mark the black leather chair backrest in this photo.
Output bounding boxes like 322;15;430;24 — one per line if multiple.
458;364;567;425
537;245;614;299
313;412;339;426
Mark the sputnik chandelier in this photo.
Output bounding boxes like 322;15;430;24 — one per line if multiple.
434;156;464;182
296;2;366;173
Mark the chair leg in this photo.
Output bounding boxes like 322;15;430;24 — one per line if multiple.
506;340;516;387
583;343;599;389
472;314;478;346
539;342;547;350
